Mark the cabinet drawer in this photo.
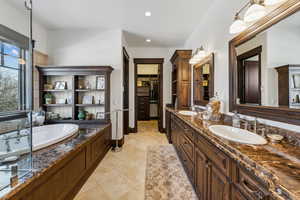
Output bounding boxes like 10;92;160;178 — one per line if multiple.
181;134;194;162
196;134;230;177
234;165;269;200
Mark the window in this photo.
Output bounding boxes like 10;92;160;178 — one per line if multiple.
0;40;27;112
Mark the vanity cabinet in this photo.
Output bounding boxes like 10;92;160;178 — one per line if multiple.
167;109;271;200
170;50;192;109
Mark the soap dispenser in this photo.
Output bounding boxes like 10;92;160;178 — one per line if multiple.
232;110;240;128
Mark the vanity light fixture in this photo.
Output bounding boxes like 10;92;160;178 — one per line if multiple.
189;46;207;65
229;13;247;34
244;0;267;22
145;11;152;17
146;39;151;43
264;0;285;6
194;46;206;59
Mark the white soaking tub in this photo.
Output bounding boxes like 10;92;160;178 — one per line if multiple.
0;124;79;159
32;124;79;151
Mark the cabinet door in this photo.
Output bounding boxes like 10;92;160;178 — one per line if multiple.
195;148;208;200
208;165;231;200
179;83;190;108
171;121;179;147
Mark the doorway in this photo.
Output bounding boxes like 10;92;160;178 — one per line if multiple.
237;46;262;105
123;47;130;135
134;58;164;133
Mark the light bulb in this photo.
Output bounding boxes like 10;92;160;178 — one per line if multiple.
229;14;247;34
244;3;266;22
194;46;206;59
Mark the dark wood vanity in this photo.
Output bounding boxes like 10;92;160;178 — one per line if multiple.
165;108;300;200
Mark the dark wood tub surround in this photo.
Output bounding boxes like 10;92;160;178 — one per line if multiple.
166;107;300;200
0;123;111;200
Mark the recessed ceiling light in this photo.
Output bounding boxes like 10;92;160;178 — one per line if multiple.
145;11;152;17
146;39;151;43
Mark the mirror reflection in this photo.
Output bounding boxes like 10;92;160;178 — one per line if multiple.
235;11;300;109
193;53;214;106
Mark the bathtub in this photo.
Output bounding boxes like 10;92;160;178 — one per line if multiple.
0;124;79;159
32;124;79;151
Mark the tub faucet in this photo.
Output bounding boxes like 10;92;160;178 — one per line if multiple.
251;118;258;133
240;119;248;130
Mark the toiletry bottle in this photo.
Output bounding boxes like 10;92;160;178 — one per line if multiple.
232;110;240;128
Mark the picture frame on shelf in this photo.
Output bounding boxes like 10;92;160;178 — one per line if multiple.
54;81;67;90
99;94;105;104
96;112;105;119
96;75;105;89
82;95;94;104
67;97;73;104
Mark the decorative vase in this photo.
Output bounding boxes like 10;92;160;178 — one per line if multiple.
78;110;86;120
45;98;52;104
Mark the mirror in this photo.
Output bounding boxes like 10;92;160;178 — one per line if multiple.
193;53;214;106
235;11;300;109
229;2;300;126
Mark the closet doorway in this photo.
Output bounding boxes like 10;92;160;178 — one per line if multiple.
134;58;164;133
123;47;130;135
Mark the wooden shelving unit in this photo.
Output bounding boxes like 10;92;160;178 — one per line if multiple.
37;66;113;124
170;50;192;109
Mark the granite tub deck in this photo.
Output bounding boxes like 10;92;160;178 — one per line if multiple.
0;123;111;200
167;107;300;200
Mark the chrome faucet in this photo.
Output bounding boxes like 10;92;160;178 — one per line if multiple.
240;119;248;130
253;118;257;133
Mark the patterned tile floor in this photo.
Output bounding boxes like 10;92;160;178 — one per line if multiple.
74;120;168;200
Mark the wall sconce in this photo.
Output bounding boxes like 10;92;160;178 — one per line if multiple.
229;0;287;34
189;46;207;65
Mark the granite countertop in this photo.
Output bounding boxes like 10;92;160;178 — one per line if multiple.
0;124;110;200
167;107;300;200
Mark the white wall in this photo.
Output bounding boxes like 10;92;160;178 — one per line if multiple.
48;29;124;139
184;0;300;132
0;0;48;54
127;47;181;129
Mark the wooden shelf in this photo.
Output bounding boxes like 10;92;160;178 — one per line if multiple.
76;104;104;107
43;89;72;92
75;89;105;92
37;66;113;124
43;104;73;107
46;119;107;124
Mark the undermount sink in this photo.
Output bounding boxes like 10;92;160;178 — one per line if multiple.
178;110;197;116
208;125;267;145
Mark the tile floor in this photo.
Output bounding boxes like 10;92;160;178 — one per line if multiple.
74;120;169;200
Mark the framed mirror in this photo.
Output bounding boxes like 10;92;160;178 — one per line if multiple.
193;53;214;106
229;1;300;125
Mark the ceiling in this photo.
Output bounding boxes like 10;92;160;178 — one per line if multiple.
8;0;214;47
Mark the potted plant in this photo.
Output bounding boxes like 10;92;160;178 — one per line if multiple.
44;93;53;104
